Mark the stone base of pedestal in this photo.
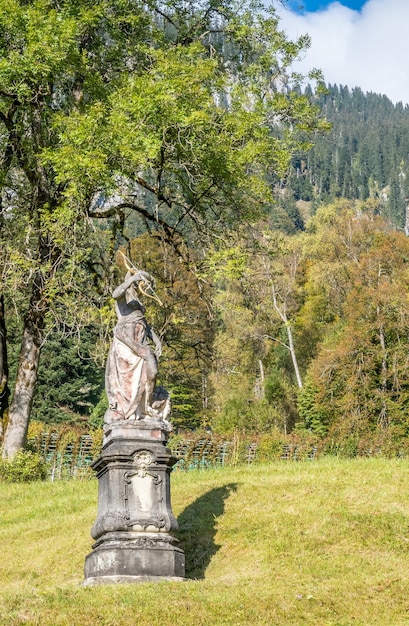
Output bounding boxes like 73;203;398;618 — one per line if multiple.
84;532;185;585
84;575;186;586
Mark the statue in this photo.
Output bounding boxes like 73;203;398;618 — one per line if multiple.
104;266;171;430
84;258;185;585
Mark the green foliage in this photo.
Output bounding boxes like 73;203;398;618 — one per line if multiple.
26;421;102;478
0;450;47;482
208;226;306;434
207;198;409;448
44;1;327;242
300;200;409;444
291;85;409;229
297;376;329;436
322;437;360;459
88;391;107;429
264;370;298;430
30;333;104;425
0;0;327;455
255;431;287;462
211;396;286;435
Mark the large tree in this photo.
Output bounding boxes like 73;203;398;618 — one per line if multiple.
298;200;409;442
0;0;326;457
207;225;305;434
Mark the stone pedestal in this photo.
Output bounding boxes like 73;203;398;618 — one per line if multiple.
84;420;185;585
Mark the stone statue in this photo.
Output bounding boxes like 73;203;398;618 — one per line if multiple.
84;257;185;585
104;268;171;428
84;262;184;585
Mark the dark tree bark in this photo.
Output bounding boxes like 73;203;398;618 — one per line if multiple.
2;272;46;458
0;294;10;442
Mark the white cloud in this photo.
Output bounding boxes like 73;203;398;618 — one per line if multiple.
276;0;409;104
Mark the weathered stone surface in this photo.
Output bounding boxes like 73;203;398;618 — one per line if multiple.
84;423;185;584
104;269;170;427
90;427;178;538
84;269;185;585
84;532;185;585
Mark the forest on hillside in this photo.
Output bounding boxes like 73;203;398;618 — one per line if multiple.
1;0;409;457
282;85;409;231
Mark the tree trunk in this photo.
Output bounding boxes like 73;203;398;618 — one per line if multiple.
376;301;387;391
2;272;45;458
272;286;303;389
285;321;303;390
0;294;10;441
258;359;265;399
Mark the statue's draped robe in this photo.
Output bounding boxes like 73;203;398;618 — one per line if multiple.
105;312;149;420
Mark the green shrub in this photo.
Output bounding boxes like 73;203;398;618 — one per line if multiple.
297;376;329;436
256;431;286;462
0;450;48;483
88;392;108;429
323;437;359;458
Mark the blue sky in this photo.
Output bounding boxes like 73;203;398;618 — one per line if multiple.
277;0;409;105
289;0;366;12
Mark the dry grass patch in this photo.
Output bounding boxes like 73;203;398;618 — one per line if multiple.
1;458;409;624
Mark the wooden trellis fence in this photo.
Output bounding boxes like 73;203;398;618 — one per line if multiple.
27;427;99;480
27;424;320;480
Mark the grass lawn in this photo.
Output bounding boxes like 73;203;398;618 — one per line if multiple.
1;457;409;625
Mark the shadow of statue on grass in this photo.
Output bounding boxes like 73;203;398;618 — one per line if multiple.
177;482;238;579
